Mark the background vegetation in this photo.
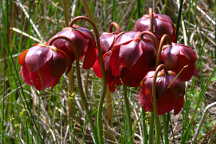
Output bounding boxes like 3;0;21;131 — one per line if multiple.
0;0;216;143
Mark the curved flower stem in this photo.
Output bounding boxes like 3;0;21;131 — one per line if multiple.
70;16;107;144
156;34;171;65
123;85;133;143
75;60;97;142
149;64;165;144
138;31;159;53
49;35;97;142
167;65;188;88
49;36;75;58
109;22;121;33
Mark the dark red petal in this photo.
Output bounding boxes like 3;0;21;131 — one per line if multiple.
93;59;102;78
75;26;94;40
174;96;184;115
20;64;34;86
49;27;87;57
83;44;97;69
109;46;121;76
119;41;143;68
179;44;197;62
138;82;153;112
100;32;115;53
25;45;53;72
20;62;61;90
114;31;136;46
50;51;68;77
156;90;175;115
49;38;75;61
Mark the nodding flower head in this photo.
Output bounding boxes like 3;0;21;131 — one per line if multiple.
48;25;97;69
99;22;122;53
160;43;197;81
109;31;158;87
18;43;71;90
93;50;121;92
138;69;185;115
134;11;176;42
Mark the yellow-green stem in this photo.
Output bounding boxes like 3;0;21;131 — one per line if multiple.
70;16;107;144
149;64;164;144
123;85;133;143
62;0;74;119
156;34;171;65
75;60;97;142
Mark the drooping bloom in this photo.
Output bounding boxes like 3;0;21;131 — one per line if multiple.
19;44;71;90
134;12;176;42
93;50;121;91
99;22;122;53
160;43;197;81
138;69;185;115
93;24;122;91
48;25;97;69
109;31;157;87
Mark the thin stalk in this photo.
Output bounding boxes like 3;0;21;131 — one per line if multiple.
215;10;216;63
105;86;113;124
149;8;154;32
123;85;133;143
163;113;170;144
75;60;97;142
141;110;148;144
111;0;116;21
156;34;171;65
149;64;164;144
176;0;184;40
137;0;141;18
70;16;107;144
149;112;154;144
62;0;75;120
62;0;70;25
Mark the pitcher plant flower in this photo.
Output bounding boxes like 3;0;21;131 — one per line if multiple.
138;68;185;115
109;31;158;87
19;44;71;90
48;25;97;69
134;9;176;42
160;43;197;81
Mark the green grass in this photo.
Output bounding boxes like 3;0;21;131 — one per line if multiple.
1;0;216;143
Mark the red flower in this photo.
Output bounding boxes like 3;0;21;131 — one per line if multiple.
18;44;71;90
138;70;185;115
160;43;197;81
48;25;97;69
109;31;157;87
93;24;122;91
93;50;121;92
100;32;122;54
134;13;176;42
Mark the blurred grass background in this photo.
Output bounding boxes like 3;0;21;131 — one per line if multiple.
0;0;216;143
